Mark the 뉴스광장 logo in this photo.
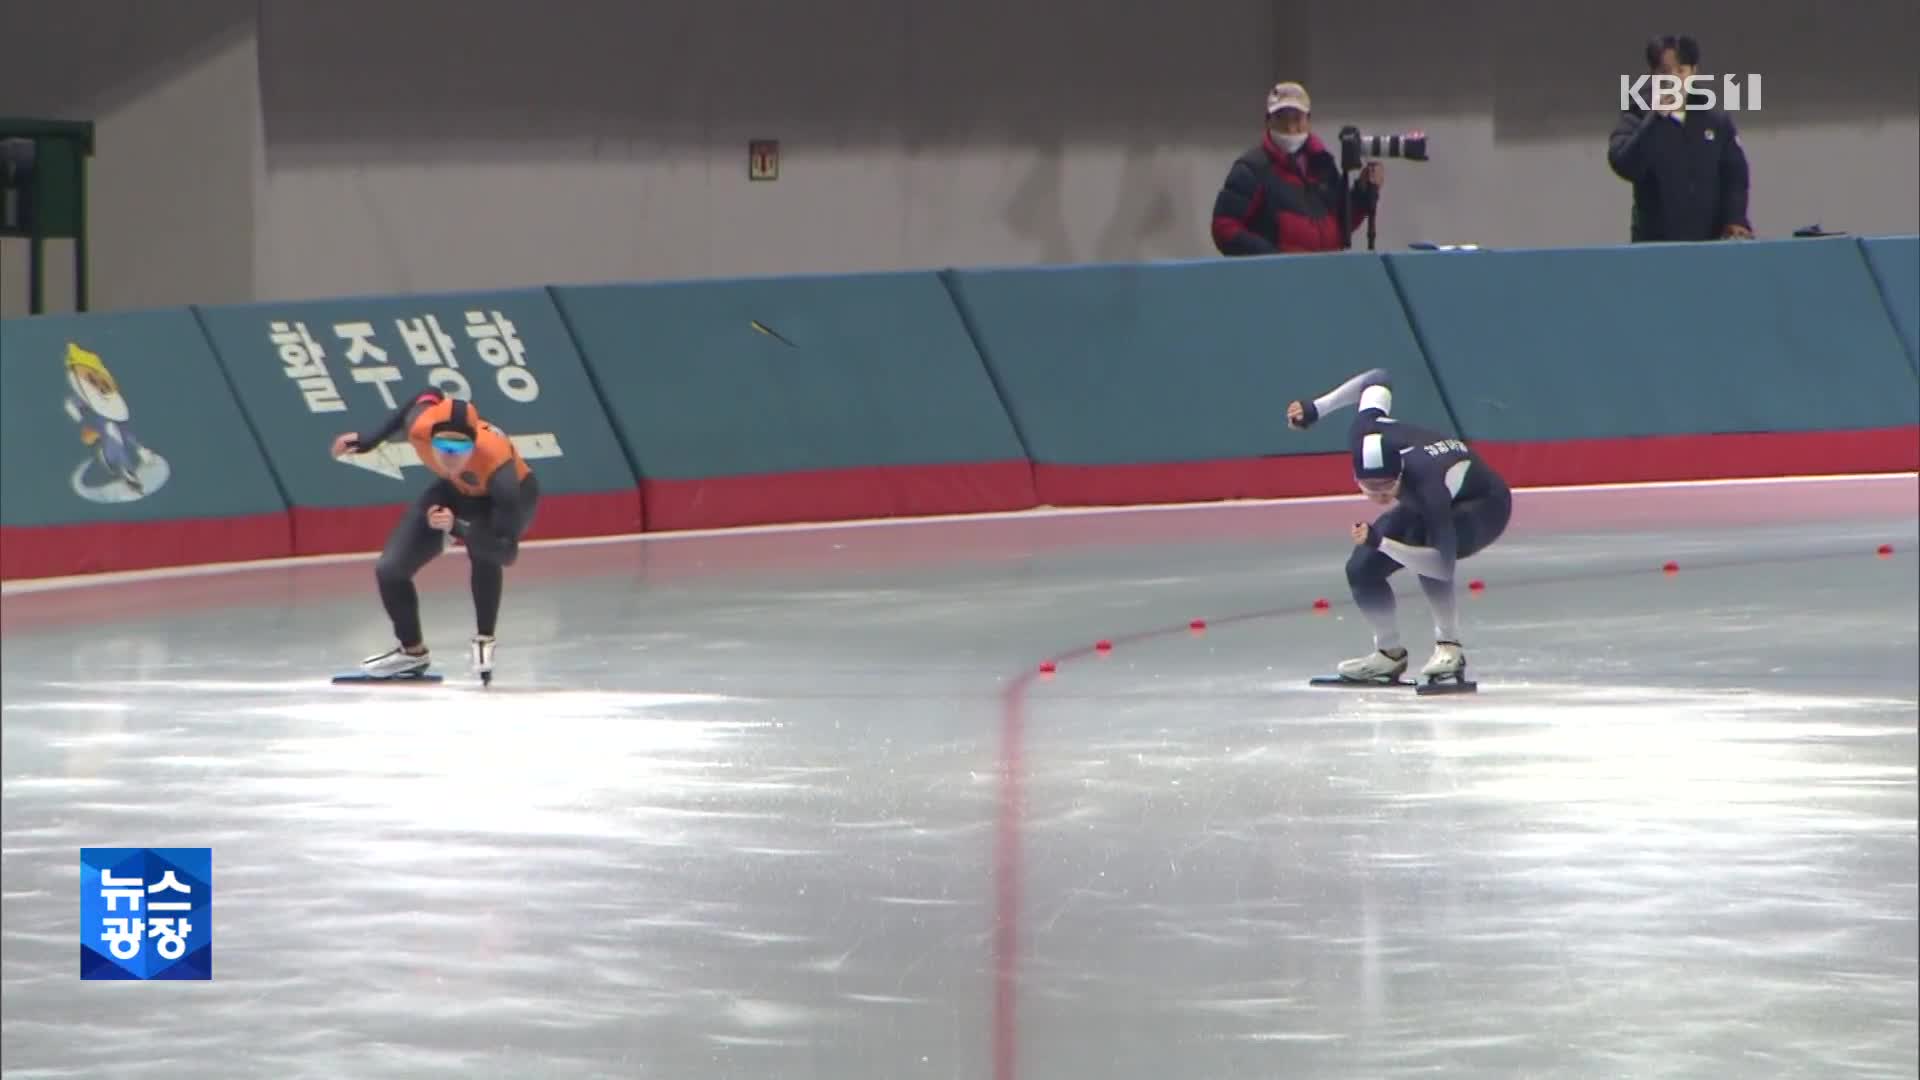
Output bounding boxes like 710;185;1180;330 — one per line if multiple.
63;342;172;504
80;848;211;980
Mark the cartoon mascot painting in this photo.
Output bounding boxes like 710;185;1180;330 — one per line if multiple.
63;342;170;502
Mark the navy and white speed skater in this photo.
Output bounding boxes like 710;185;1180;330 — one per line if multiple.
1288;368;1512;691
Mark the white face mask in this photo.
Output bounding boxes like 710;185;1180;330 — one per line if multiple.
1273;131;1309;153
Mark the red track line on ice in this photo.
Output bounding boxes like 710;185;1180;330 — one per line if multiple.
989;534;1907;1080
992;673;1030;1080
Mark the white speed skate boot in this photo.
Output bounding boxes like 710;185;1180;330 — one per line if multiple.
360;643;431;680
1420;641;1466;682
1337;646;1409;684
470;635;496;686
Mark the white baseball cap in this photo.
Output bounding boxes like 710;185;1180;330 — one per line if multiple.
1266;81;1311;115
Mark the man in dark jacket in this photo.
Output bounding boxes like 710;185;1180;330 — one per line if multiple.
1212;81;1380;256
1608;34;1753;243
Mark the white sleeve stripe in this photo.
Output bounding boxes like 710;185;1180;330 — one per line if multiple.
1311;368;1390;417
1358;385;1392;415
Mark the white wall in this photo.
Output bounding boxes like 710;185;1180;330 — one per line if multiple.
250;0;1283;298
3;0;1915;312
248;0;1920;300
1304;0;1920;250
0;0;262;317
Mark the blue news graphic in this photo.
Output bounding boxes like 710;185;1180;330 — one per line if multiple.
79;848;212;980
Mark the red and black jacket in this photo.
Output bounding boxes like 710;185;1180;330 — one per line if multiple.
1211;132;1376;255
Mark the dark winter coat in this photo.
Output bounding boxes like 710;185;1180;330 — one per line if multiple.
1211;132;1376;255
1607;104;1751;242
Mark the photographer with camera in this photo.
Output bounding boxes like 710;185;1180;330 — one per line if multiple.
1607;34;1753;243
1211;82;1381;256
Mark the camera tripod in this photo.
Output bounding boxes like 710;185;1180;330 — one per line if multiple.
1340;159;1380;252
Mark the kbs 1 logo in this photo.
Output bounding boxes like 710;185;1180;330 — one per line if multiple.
80;848;212;980
1620;73;1763;113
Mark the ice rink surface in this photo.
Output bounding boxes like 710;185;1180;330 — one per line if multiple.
3;475;1916;1080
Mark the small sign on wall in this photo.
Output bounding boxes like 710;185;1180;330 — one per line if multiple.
749;139;779;181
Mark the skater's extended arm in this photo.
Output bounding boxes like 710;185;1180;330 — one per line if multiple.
1369;478;1458;581
1291;368;1391;428
454;467;529;564
351;388;445;450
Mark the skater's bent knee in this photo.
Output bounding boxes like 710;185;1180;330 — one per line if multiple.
1345;548;1383;584
474;545;518;568
374;557;414;586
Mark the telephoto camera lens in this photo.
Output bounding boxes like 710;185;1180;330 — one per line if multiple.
1340;127;1429;170
1360;133;1427;161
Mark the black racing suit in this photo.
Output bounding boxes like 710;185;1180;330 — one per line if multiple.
349;389;541;644
1295;368;1512;650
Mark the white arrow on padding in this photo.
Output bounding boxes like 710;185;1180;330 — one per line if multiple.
336;433;563;480
336;442;410;480
509;432;562;461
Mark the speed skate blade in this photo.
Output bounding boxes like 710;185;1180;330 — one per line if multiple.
1309;676;1414;690
1416;678;1477;696
332;671;443;685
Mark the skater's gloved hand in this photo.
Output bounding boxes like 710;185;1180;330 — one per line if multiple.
427;506;455;532
1287;399;1318;430
1351;521;1381;548
330;432;365;457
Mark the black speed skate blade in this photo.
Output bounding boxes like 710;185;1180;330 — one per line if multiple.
1309;676;1415;690
332;671;443;685
1415;674;1478;696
